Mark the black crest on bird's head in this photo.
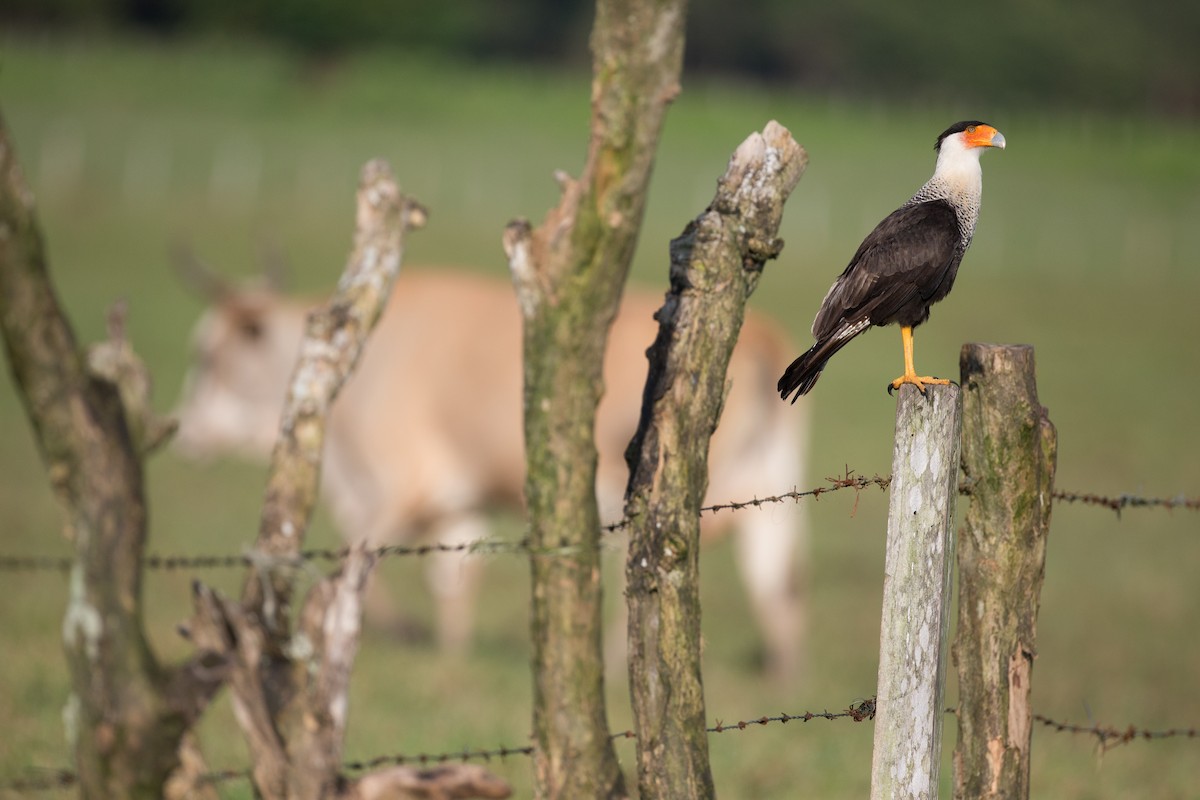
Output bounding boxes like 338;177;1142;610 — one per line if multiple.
935;120;990;150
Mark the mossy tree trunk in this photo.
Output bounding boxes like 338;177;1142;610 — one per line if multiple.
953;344;1056;800
622;121;806;800
0;110;223;799
502;0;686;796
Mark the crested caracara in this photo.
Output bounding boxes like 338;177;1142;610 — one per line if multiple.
778;121;1005;401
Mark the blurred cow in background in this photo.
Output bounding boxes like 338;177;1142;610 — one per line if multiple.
173;259;811;680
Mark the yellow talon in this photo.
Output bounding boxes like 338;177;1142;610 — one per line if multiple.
888;326;950;395
889;373;951;395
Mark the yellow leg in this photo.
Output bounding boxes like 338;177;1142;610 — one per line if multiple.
889;326;950;395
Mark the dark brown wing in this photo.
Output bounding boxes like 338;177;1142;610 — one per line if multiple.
812;200;962;338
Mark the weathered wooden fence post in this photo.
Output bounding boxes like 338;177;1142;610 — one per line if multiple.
870;383;962;800
501;1;686;796
623;121;806;800
952;344;1056;800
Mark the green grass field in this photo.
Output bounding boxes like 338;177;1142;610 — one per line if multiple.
2;36;1199;798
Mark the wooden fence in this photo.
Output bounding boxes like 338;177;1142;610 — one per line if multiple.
5;331;1199;798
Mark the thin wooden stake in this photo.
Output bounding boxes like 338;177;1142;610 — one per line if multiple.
870;383;962;800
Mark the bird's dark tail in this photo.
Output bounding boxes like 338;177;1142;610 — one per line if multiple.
777;334;856;403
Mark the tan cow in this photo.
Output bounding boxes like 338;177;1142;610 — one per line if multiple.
174;267;810;678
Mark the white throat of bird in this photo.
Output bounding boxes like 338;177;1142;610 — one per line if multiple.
929;132;985;200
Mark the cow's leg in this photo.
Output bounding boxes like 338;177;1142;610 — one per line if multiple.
603;532;631;679
733;506;807;684
322;455;434;639
363;563;431;643
423;514;488;655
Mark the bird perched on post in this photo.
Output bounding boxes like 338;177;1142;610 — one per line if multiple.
778;121;1005;401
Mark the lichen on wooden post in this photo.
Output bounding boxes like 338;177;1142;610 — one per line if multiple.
952;343;1056;800
623;121;806;800
870;383;962;800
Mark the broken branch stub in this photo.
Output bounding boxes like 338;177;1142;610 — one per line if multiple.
243;158;425;629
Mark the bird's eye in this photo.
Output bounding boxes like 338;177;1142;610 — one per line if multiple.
966;125;977;133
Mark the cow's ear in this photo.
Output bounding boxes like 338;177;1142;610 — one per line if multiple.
172;243;231;301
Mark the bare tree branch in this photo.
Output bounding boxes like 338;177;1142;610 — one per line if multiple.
191;159;422;799
0;106;223;799
187;159;505;798
242;159;426;630
86;300;178;454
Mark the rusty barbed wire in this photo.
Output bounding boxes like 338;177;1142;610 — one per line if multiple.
0;697;877;793
1048;489;1200;516
2;473;1196;574
0;554;74;573
1031;713;1200;752
706;696;878;732
0;769;77;793
0;471;888;574
8;700;1200;793
344;743;535;773
601;468;892;533
0;538;542;575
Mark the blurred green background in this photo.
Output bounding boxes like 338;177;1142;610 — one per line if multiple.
1;4;1199;797
6;0;1200;114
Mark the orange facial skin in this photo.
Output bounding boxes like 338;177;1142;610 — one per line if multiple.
964;124;1006;149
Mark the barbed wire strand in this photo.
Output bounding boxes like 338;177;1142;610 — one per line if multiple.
602;468;891;533
0;769;77;794
0;698;877;793
705;696;878;733
1048;489;1200;516
1032;713;1200;752
0;471;888;574
1;473;1196;575
10;701;1200;794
